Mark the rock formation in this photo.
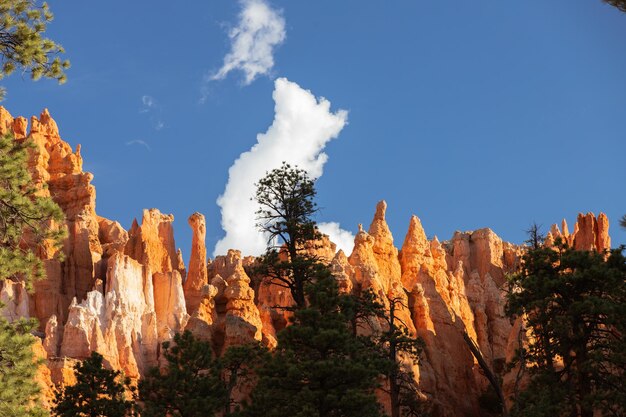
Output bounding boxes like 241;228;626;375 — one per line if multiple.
184;213;208;315
0;107;615;417
208;250;263;353
546;213;611;252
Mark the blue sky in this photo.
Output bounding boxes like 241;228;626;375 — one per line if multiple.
4;0;626;259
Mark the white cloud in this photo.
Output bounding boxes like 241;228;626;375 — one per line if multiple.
211;0;286;85
318;222;355;255
125;140;151;151
139;95;165;130
199;73;213;104
141;95;155;111
214;78;354;256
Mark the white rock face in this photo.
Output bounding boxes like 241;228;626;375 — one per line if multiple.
0;280;30;321
43;315;60;357
153;270;189;343
60;253;160;377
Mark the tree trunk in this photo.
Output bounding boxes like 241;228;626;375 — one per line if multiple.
462;331;508;417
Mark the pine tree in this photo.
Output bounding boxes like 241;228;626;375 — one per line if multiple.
52;351;135;417
379;298;426;417
254;162;323;309
243;273;386;417
603;0;626;12
0;317;47;417
0;4;68;414
340;291;428;416
139;331;263;417
0;131;65;288
0;130;65;414
139;331;225;417
219;343;266;416
506;239;626;417
250;162;428;416
0;0;70;100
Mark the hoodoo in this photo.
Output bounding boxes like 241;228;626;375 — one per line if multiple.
0;107;613;417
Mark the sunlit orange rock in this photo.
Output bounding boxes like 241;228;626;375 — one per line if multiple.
125;209;185;277
211;250;263;353
184;213;208;314
368;201;401;295
400;217;479;416
154;270;189;343
32;338;55;408
1;106;616;417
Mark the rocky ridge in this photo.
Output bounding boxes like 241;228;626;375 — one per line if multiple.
0;108;613;417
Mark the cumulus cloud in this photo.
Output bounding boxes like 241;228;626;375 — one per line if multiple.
211;0;286;85
214;78;354;256
318;222;356;254
125;140;151;151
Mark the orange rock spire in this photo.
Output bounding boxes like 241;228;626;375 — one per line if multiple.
0;107;615;417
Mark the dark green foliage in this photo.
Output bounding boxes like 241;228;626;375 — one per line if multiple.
0;0;69;99
506;239;626;417
139;331;263;417
255;162;323;308
0;317;47;417
338;287;385;337
378;298;427;417
478;385;504;416
255;162;319;249
620;214;626;230
342;292;427;416
0;131;66;289
139;331;224;417
243;275;386;417
0;130;65;415
252;162;429;416
463;330;506;417
52;351;135;417
603;0;626;12
219;343;267;416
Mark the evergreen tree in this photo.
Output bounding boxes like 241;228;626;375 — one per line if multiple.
219;344;266;416
378;298;426;417
0;4;67;414
506;239;626;417
340;291;428;416
0;317;47;417
251;162;428;416
0;131;65;288
254;162;323;308
0;130;65;414
139;331;224;417
243;273;386;417
603;0;626;12
0;0;69;100
139;331;263;417
52;351;135;417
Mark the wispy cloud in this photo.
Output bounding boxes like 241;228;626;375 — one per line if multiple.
213;78;354;257
140;95;155;112
140;95;165;130
211;0;286;85
125;140;152;151
199;74;214;104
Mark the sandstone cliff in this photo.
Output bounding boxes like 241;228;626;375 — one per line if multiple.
0;107;613;417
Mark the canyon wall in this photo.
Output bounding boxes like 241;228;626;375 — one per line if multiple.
0;108;613;417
